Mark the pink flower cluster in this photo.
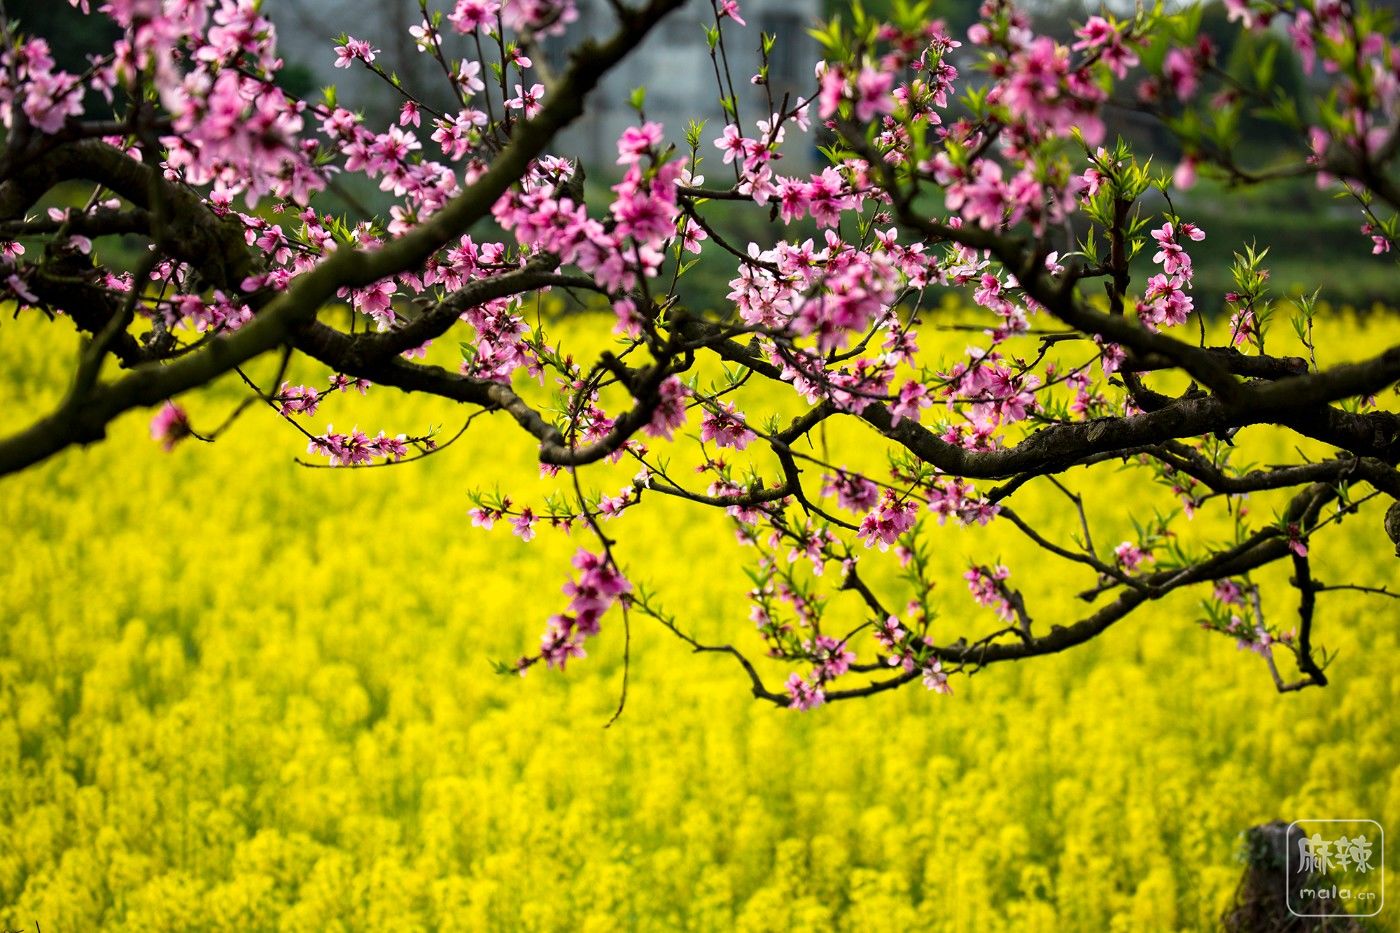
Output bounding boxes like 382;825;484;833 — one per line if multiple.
939;349;1041;442
0;38;84;134
150;402;192;452
1214;579;1245;605
964;564;1014;622
306;427;410;466
1226;617;1286;657
1137;222;1204;328
729;228;921;358
1143;36;1214;102
460;295;535;383
21;2;322;207
857;490;919;550
932;157;1071;233
988;37;1107;147
174;8;324;205
699;402;757;450
1072;16;1140;79
276;383;321;417
1114;541;1150;572
926;476;1000;526
493;142;679;295
823;471;880;514
538;550;631;670
500;0;578;37
713;105;811;206
782;633;860;711
447;0;500;32
644;377;690;440
784;672;826;710
873;616;952;694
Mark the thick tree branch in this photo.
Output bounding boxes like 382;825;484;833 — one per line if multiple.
0;0;687;479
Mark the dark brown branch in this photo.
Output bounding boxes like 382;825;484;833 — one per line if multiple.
0;0;687;479
1289;552;1327;687
924;482;1337;668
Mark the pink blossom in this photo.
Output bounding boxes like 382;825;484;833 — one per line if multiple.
889;380;932;426
1289;9;1317;74
718;0;746;27
785;672;825;710
1213;579;1244;605
370;433;409;461
1072;16;1138;78
921;659;953;694
598;491;631;519
857;491;919;551
823;471;880;513
22;71;84;134
6;273;38;304
775;177;810;224
150;402;192;451
817;64;846;119
1162;48;1200;99
501;0;578;36
680;216;707;254
507;83;545;119
1150;223;1191;277
965;564;1014;622
700;402;757;450
511;507;537;542
306;427;376;466
1072;16;1115;51
540;620;586;670
334;37;378;69
330;374;372;395
714;124;750;165
1173;156;1197;191
645;377;689;439
617;121;664;165
804;167;850;228
456;61;486;95
277;383;321;417
874;615;907;652
989;36;1106;147
926;477;999;526
449;0;501;32
609;162;681;248
470;506;501;529
560;549;631;636
341;279;398;328
808;635;855;678
1114;541;1149;572
854;67;895;122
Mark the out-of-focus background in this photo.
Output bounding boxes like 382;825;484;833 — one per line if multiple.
1;2;1398;929
10;0;1399;311
1;308;1398;929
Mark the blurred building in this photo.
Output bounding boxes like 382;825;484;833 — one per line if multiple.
266;0;822;170
545;0;822;170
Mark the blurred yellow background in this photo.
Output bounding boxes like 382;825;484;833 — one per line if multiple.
0;308;1396;930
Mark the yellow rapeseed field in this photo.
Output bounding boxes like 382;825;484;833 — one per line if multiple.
0;308;1397;931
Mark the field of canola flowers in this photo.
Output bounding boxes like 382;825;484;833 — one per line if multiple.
1;308;1398;931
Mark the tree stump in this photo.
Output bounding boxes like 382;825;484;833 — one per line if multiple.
1223;821;1364;932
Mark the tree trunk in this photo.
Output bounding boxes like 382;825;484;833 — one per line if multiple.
1222;821;1364;932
